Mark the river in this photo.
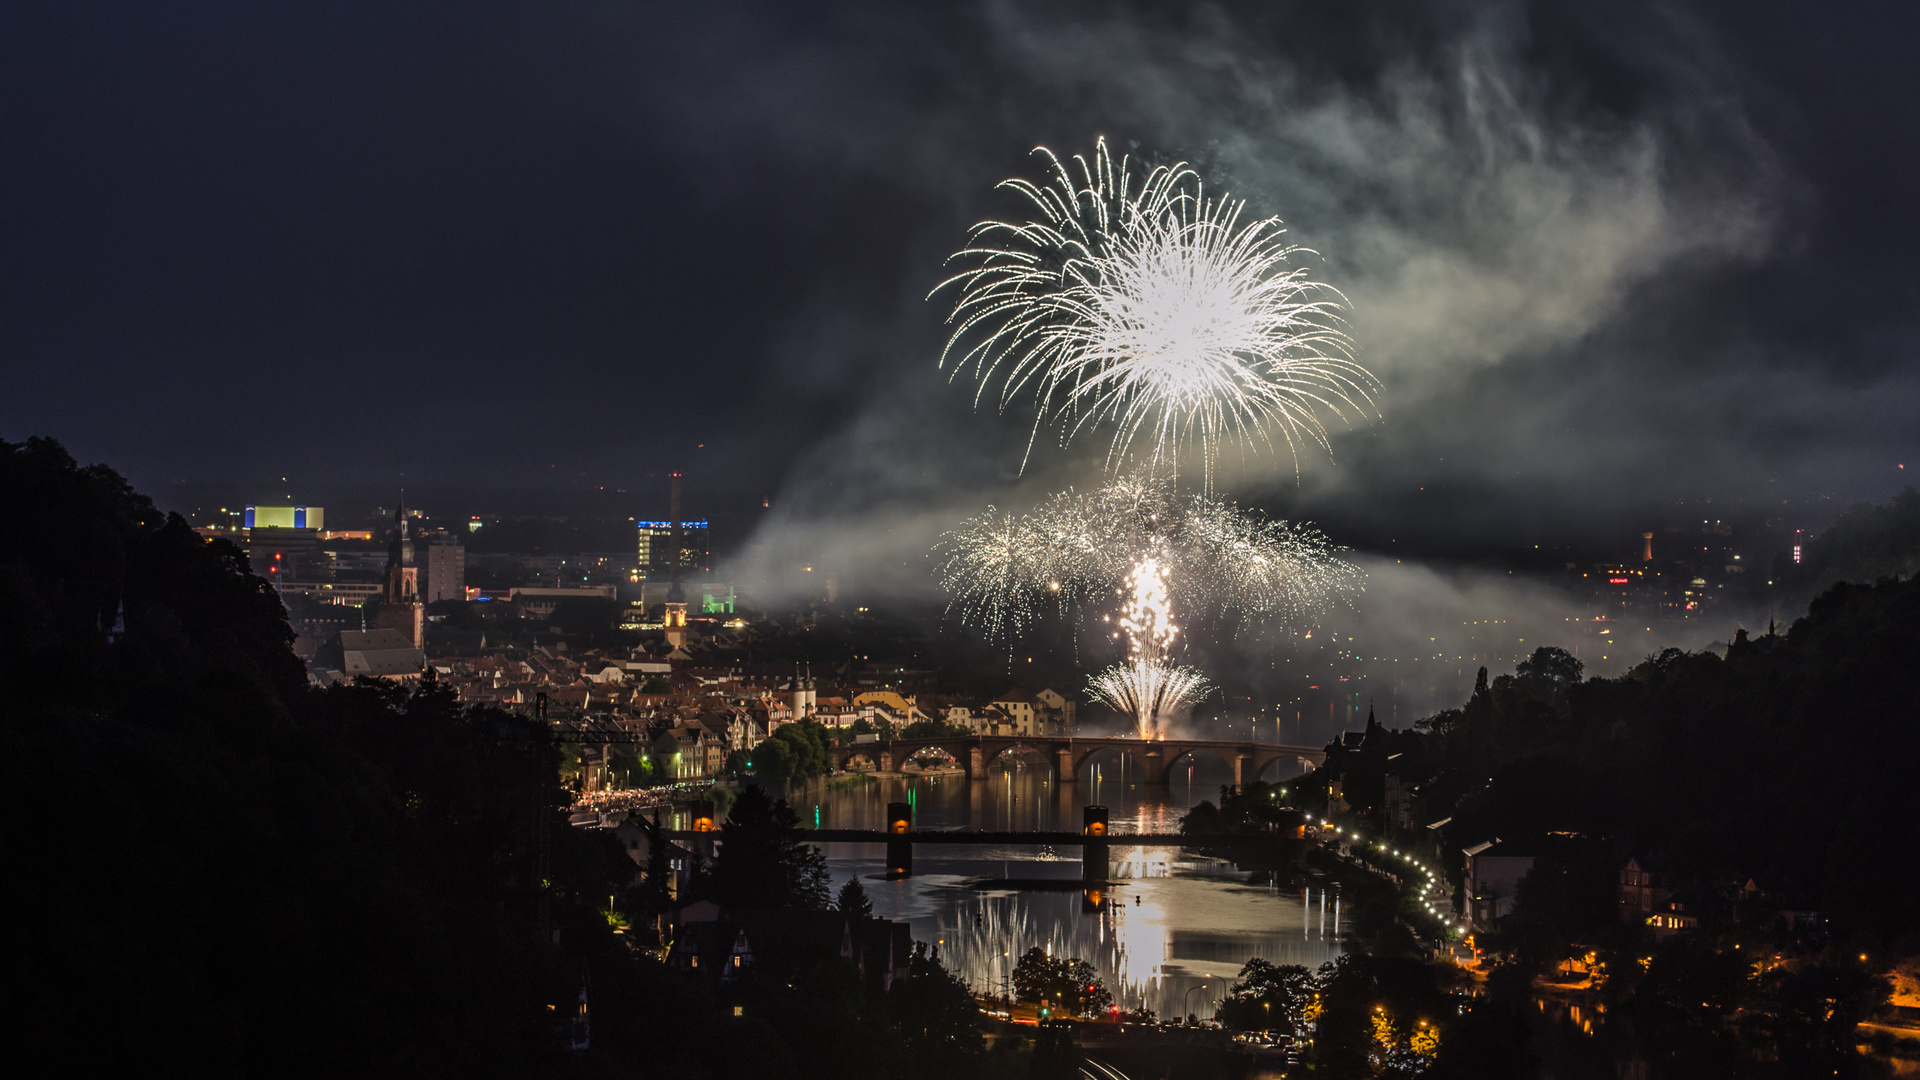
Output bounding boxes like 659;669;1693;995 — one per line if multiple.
795;756;1343;1020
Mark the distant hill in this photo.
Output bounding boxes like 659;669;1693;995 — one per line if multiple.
1770;486;1920;617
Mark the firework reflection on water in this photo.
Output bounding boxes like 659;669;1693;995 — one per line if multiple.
820;770;1341;1019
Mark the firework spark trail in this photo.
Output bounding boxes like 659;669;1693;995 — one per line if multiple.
934;509;1047;641
934;137;1379;483
934;473;1361;642
1087;558;1211;739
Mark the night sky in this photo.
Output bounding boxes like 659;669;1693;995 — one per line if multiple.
4;1;1916;576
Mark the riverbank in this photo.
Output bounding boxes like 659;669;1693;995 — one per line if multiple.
570;781;720;816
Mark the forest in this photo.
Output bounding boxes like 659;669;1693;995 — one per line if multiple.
2;437;985;1077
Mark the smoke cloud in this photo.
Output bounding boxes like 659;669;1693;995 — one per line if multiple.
717;0;1805;628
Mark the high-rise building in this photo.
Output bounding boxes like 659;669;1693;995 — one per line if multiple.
238;504;326;582
635;471;710;578
245;504;324;530
418;530;467;604
663;472;689;650
635;520;710;577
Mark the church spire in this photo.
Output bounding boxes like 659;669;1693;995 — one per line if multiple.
376;489;424;648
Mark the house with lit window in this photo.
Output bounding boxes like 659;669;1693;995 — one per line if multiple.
1619;856;1670;922
1463;840;1534;931
669;906;917;990
989;689;1049;735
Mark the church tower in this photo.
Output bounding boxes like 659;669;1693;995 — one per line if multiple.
374;493;425;649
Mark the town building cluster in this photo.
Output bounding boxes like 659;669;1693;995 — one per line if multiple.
280;495;1081;789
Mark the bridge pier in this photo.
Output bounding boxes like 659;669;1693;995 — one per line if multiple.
885;802;913;878
1234;754;1252;787
970;746;985;778
1082;805;1109;882
1142;745;1168;785
1056;747;1076;783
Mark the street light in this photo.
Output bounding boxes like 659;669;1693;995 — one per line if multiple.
1184;983;1211;1023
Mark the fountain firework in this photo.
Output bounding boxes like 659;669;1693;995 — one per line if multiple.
934;473;1360;643
934;137;1378;482
1087;558;1211;739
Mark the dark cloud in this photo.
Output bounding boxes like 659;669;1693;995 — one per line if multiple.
2;1;1914;576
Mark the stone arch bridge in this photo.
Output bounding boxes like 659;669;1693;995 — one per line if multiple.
830;735;1324;786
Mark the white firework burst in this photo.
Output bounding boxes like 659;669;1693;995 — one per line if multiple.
1087;557;1212;739
934;473;1360;642
934;508;1047;641
935;137;1378;483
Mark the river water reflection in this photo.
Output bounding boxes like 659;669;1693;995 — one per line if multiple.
802;760;1344;1020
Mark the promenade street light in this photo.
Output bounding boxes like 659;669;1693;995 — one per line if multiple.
1184;983;1211;1023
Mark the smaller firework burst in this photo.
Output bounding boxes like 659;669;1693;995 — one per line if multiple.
1087;558;1212;738
933;473;1360;643
934;508;1046;641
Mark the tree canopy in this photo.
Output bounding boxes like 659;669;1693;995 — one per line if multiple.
1;437;991;1078
705;784;830;910
1310;572;1920;949
1011;947;1112;1017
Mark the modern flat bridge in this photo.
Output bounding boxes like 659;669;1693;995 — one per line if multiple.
830;735;1325;785
666;818;1303;881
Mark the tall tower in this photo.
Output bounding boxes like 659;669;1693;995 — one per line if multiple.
663;472;688;651
785;666;815;722
375;493;425;648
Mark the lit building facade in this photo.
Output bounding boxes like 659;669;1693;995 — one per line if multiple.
635;519;710;578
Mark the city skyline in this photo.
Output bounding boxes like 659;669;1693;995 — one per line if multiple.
3;1;1915;585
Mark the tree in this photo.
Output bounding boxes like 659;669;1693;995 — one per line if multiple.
1424;997;1537;1080
1771;486;1920;616
3;437;662;1073
609;747;652;786
752;736;797;782
706;784;830;910
1012;947;1056;1004
1217;959;1314;1032
1761;961;1892;1060
1308;953;1452;1076
634;813;675;925
889;943;984;1078
1011;947;1111;1018
754;721;834;784
1511;646;1583;709
837;875;874;920
1181;780;1295;835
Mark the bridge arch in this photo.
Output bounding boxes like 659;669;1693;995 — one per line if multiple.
1154;744;1240;787
1247;751;1320;784
980;741;1054;774
823;735;1325;785
1069;743;1157;785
